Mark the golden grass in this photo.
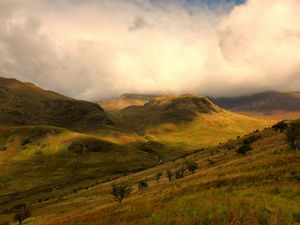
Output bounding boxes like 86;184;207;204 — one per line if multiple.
1;128;299;225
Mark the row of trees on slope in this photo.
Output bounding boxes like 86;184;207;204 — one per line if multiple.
111;159;198;204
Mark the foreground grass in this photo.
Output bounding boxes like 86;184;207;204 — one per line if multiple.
1;128;299;225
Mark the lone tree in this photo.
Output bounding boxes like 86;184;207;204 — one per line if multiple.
166;170;173;182
156;172;162;183
138;180;148;194
286;122;300;150
185;160;198;173
236;144;252;156
111;184;131;204
14;207;31;225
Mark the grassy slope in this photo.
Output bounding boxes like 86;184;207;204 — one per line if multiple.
1;127;299;224
0;125;185;214
0;77;112;132
117;94;275;149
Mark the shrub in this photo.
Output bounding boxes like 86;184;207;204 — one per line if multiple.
138;180;148;194
21;138;31;146
185;160;198;173
14;207;31;224
156;172;162;183
286;122;300;150
111;184;131;204
175;164;186;179
166;170;173;182
236;144;252;156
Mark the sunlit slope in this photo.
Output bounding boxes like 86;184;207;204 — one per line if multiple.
3;124;299;225
119;94;276;149
100;94;159;111
0;125;184;211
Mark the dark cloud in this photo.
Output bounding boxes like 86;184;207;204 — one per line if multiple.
129;17;147;31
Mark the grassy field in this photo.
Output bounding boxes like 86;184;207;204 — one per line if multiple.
0;126;299;225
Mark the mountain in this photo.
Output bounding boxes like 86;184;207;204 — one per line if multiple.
210;91;300;114
100;93;160;111
118;94;275;149
2;122;299;225
0;77;112;131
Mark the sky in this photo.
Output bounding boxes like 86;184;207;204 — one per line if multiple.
1;0;300;101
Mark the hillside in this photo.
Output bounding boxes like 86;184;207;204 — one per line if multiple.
0;125;184;213
100;93;160;111
211;91;300;118
0;77;112;132
118;94;275;149
1;123;299;224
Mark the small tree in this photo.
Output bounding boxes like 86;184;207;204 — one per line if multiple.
156;172;162;183
166;170;173;182
286;122;300;150
175;164;186;179
14;207;31;225
111;184;131;204
138;180;148;194
236;144;252;156
186;160;198;173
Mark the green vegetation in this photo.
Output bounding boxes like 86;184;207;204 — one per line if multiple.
138;181;148;194
111;184;132;204
286;122;300;150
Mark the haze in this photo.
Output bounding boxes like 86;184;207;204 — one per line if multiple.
1;0;300;101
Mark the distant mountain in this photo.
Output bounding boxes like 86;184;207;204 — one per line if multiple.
100;93;160;111
121;94;220;126
0;77;112;131
210;91;300;113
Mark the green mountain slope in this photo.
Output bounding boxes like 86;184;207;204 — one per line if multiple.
118;94;275;149
0;77;112;132
1;122;299;225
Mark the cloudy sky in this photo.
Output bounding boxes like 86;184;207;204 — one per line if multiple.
1;0;300;101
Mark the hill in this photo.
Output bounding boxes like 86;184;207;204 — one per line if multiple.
0;77;112;132
211;91;300;118
118;94;275;149
1;122;299;224
0;125;184;212
100;93;160;111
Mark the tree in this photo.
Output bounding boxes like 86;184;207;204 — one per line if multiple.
272;121;289;133
286;122;300;150
236;144;252;156
186;160;198;173
156;172;162;183
166;170;173;182
175;164;186;179
14;207;31;225
111;184;131;204
138;180;148;194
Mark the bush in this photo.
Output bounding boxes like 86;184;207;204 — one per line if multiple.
21;138;31;146
14;207;31;224
175;164;186;179
286;122;300;150
185;160;198;173
111;184;131;204
237;144;252;156
138;180;148;194
166;170;173;182
156;172;162;183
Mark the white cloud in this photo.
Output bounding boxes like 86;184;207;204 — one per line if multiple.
0;0;300;101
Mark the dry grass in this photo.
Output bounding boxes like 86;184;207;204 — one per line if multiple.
1;128;299;225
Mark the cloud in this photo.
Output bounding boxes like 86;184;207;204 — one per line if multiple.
129;17;147;31
0;0;300;101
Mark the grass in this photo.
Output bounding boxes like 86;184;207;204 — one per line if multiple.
0;126;299;225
